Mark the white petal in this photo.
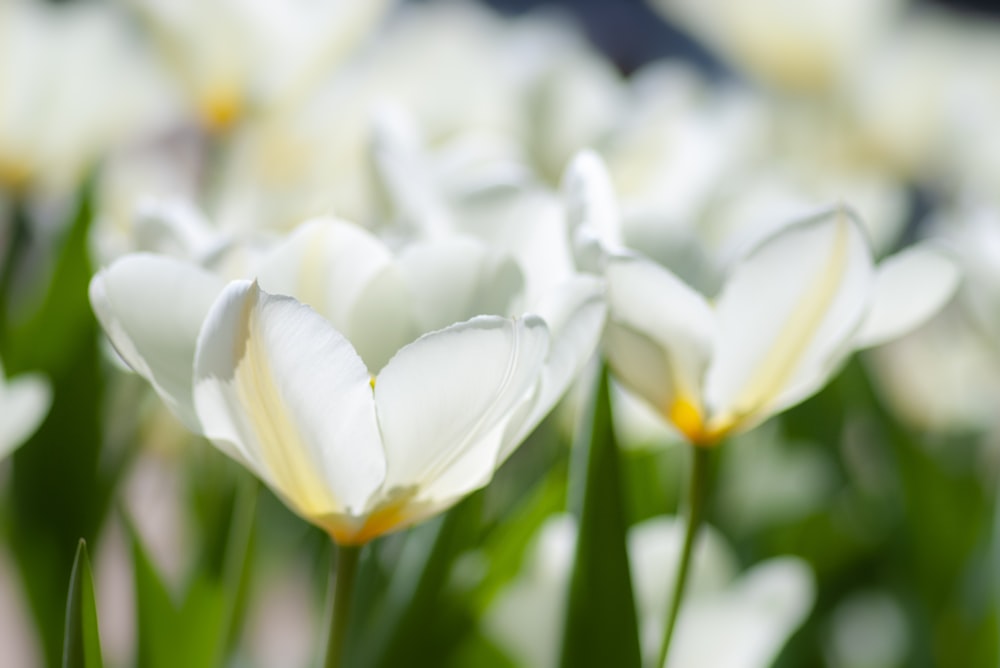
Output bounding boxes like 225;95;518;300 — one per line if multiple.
705;207;874;433
0;372;51;459
604;254;716;436
499;275;607;459
396;237;525;332
193;281;385;524
374;315;549;511
254;217;390;324
629;517;738;662
452;189;575;306
667;558;815;668
89;254;226;430
370;105;452;238
484;515;578;668
854;244;960;348
562;150;624;272
254;218;417;371
133;199;219;260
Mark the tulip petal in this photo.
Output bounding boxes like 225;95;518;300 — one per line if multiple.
254;217;392;325
705;207;874;433
499;275;607;459
453;189;575;306
396;238;525;332
370;105;452;237
374;315;549;510
89;254;226;430
854;244;960;348
0;370;51;459
604;254;716;435
254;218;417;370
562;150;623;272
193;281;385;521
667;558;814;668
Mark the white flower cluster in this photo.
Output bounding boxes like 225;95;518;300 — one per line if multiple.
5;0;995;664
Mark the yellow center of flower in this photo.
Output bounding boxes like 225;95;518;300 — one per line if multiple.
0;156;31;191
200;89;242;132
323;486;421;546
666;395;730;447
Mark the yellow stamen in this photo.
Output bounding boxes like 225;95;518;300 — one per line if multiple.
200;90;242;132
323;487;419;546
0;157;31;191
666;395;725;447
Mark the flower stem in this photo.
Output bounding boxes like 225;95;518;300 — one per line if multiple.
325;543;361;668
657;445;713;668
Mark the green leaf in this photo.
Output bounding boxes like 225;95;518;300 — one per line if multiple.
469;461;568;612
1;184;126;666
126;476;258;668
355;492;484;668
62;539;103;668
558;364;642;668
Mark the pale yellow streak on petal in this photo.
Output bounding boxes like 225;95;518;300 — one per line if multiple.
710;215;850;434
233;293;338;517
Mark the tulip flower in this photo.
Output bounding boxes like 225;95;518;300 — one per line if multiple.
566;152;960;445
90;217;605;544
564;150;958;665
486;514;814;668
0;359;50;461
117;0;392;129
648;0;904;93
0;1;149;195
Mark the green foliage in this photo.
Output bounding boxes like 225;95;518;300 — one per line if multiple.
62;540;103;668
0;186;126;666
558;365;642;668
126;476;257;668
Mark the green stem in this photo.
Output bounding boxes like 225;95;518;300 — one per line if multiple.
325;544;361;668
657;445;713;668
0;196;29;343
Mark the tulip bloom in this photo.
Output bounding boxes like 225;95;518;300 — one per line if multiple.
648;0;903;92
487;514;814;668
566;153;959;446
91;217;605;544
0;1;146;194
117;0;392;129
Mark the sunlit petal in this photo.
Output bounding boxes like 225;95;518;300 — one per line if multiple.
254;217;417;370
193;280;385;523
605;254;716;439
374;314;549;509
89;253;226;430
396;237;525;332
854;243;960;348
704;207;874;433
562;150;623;271
500;275;607;458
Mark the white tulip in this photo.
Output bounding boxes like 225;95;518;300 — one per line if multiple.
648;0;904;92
565;153;959;445
485;514;814;668
90;217;605;543
117;0;393;128
0;1;151;195
869;203;1000;434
